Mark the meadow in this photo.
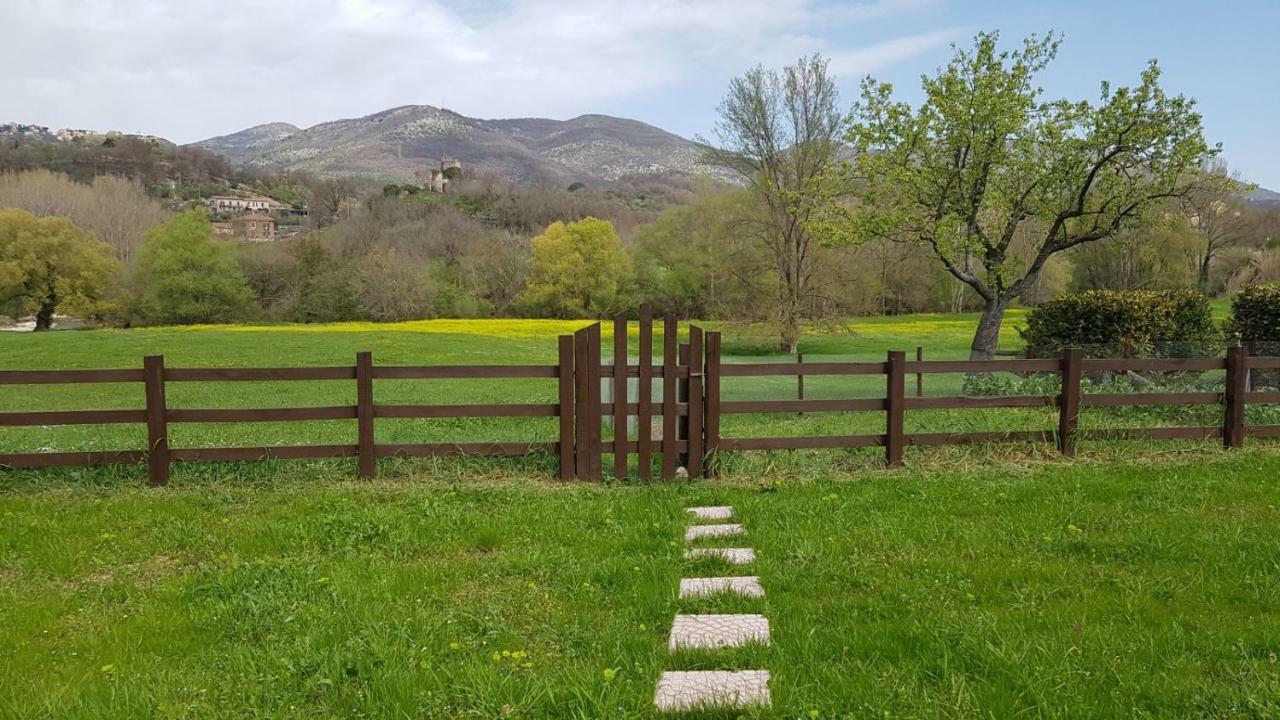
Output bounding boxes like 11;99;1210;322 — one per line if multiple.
2;307;1278;718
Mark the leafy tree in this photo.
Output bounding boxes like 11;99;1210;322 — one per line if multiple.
130;210;254;325
518;217;632;318
0;209;120;329
820;31;1227;358
705;54;843;352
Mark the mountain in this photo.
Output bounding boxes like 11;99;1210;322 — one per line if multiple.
194;122;300;164
1244;186;1280;208
191;105;732;184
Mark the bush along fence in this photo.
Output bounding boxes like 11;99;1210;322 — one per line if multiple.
2;311;1279;484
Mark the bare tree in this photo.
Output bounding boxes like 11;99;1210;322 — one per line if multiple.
1186;161;1252;290
704;55;843;353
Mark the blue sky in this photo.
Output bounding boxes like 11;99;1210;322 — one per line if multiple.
4;0;1277;187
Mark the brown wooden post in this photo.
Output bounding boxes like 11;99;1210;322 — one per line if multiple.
143;355;169;487
1247;339;1258;393
704;331;721;477
678;341;690;468
661;316;678;479
574;327;590;478
637;306;653;482
885;350;905;467
796;352;805;416
1224;343;1247;449
356;351;375;479
587;323;603;480
1025;344;1037;379
915;346;924;397
1058;348;1082;457
557;334;576;480
612;314;628;480
586;322;601;479
687;326;704;478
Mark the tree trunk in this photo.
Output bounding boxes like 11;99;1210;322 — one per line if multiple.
780;313;800;354
969;297;1007;360
1197;255;1212;290
34;298;56;331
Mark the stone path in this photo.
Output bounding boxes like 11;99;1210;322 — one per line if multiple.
654;670;771;712
684;547;755;565
678;576;765;598
684;523;743;541
655;505;772;713
668;614;770;651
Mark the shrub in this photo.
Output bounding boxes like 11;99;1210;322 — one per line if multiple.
1020;289;1218;358
1226;282;1280;344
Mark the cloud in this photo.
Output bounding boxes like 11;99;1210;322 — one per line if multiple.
0;0;961;142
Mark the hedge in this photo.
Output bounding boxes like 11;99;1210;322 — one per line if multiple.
1021;289;1218;358
1226;282;1280;343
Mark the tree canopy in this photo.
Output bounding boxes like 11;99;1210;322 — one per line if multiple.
0;209;120;329
130;210;254;325
518;217;632;318
818;31;1227;358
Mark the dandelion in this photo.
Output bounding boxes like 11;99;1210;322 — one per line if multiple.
316;577;330;585
601;668;617;681
99;533;115;541
448;642;461;651
100;664;114;673
822;493;839;501
520;661;533;669
527;581;537;591
1067;524;1081;534
809;710;821;719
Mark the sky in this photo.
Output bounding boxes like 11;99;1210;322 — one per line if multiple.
3;0;1278;187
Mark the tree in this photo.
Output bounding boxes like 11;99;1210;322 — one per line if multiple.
130;210;254;325
518;217;632;318
0;170;166;263
0;209;120;329
1185;161;1252;291
823;31;1226;359
705;54;843;353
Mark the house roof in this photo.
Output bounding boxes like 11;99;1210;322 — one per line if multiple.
233;213;274;222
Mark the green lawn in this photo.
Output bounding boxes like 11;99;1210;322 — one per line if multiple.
2;450;1278;718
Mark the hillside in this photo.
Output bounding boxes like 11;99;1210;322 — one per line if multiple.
192;105;734;184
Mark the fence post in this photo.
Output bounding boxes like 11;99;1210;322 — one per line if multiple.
1058;348;1082;457
662;317;678;479
678;341;691;468
612;315;628;481
885;350;905;467
1224;343;1246;449
356;351;375;479
688;326;704;478
637;306;653;482
796;352;805;416
587;323;603;480
915;346;924;397
704;331;721;477
558;334;576;480
573;326;591;479
143;355;169;487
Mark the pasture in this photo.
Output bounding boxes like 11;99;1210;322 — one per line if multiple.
2;307;1277;718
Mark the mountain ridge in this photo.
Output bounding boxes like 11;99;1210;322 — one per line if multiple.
190;105;733;184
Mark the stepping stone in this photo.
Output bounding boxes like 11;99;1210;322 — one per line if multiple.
685;524;743;541
654;670;771;712
668;614;770;651
684;547;756;565
686;505;733;520
679;576;765;598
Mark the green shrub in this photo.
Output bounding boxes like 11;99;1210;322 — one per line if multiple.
1226;282;1280;343
1020;289;1218;358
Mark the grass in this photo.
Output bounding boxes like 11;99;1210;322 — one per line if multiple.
2;449;1279;718
2;313;1277;717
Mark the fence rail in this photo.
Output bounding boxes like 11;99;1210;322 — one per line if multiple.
2;310;1278;483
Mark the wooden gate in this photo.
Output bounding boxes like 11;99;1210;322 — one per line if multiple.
559;310;718;481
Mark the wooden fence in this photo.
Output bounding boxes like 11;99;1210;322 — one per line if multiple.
2;311;1279;483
